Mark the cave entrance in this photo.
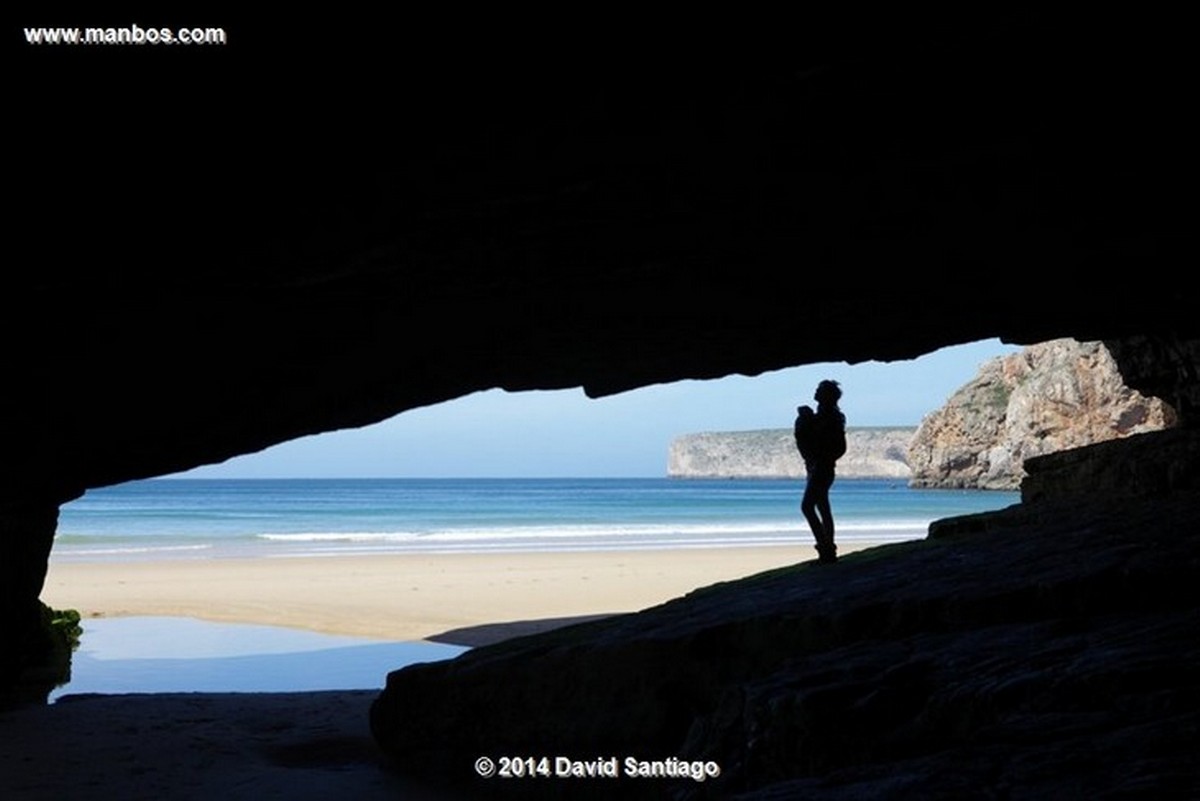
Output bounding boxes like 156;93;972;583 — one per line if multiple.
44;338;1034;697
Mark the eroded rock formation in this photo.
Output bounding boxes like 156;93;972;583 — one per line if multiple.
667;429;914;479
908;340;1176;489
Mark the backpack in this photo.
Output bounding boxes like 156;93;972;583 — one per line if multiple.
797;408;845;464
794;407;817;462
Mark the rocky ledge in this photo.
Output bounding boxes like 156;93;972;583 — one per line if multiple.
371;433;1200;800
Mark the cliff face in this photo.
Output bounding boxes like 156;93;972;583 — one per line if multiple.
908;340;1176;489
667;428;913;479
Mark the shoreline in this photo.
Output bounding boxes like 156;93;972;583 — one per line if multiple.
42;541;895;644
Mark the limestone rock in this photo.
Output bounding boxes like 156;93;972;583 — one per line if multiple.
667;428;914;479
908;340;1176;490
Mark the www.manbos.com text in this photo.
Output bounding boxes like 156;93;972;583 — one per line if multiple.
24;25;227;46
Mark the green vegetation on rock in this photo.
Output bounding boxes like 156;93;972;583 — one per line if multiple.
37;603;82;689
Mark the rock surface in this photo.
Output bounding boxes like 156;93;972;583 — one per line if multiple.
1106;335;1200;424
0;691;458;801
667;428;914;479
908;340;1175;489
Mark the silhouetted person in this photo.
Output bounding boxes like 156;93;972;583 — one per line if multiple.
795;380;846;563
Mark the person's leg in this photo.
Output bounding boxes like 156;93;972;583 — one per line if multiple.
806;470;835;563
817;472;834;535
801;482;825;546
814;483;836;561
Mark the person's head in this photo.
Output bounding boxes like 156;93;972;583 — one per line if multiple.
797;404;813;418
814;380;842;406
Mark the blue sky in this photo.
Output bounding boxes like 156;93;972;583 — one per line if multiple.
178;338;1022;478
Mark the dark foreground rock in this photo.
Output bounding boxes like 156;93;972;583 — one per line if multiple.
0;691;461;800
371;482;1199;799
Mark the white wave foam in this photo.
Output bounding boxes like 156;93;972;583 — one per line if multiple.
57;544;213;556
256;519;929;544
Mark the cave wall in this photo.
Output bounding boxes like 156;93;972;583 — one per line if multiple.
1106;336;1200;427
9;11;1194;503
6;11;1196;690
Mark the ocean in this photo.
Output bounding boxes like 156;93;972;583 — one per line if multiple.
53;477;1020;562
48;478;1020;698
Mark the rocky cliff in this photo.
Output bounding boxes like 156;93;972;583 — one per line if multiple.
668;428;914;479
908;339;1176;489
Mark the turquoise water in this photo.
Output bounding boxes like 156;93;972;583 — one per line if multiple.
54;478;1020;561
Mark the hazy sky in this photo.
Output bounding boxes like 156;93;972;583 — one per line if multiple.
175;338;1023;479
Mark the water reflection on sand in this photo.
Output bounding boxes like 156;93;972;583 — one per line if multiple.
51;616;467;701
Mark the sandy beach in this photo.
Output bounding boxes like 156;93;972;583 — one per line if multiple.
40;543;886;646
4;543;892;799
